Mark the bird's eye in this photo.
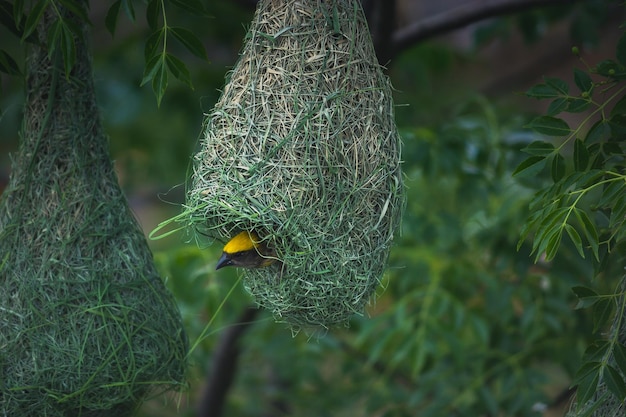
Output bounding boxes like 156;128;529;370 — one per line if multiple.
233;252;243;258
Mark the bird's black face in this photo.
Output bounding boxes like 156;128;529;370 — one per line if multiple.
216;252;234;270
217;231;278;270
215;249;273;270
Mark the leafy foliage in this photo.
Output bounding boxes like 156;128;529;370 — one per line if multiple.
517;46;626;265
0;0;86;78
344;98;589;416
0;0;208;105
106;0;210;106
516;29;626;413
137;0;209;105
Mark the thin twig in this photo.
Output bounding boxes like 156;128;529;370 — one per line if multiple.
393;0;576;53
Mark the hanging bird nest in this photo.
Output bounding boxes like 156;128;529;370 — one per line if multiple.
0;8;187;417
185;0;404;329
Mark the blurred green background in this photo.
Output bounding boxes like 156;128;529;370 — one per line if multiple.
0;1;622;416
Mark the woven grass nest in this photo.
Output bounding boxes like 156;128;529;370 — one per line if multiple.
0;10;187;416
186;0;404;328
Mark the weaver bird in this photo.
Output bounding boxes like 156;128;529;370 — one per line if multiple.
216;231;277;270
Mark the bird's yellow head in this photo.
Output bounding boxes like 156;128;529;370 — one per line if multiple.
216;231;276;270
223;231;260;254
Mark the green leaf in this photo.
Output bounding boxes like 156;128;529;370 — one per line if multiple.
571;169;603;190
613;343;626;377
583;341;611;363
14;0;24;26
575;365;600;405
572;286;600;309
604;365;626;401
23;0;48;41
512;155;547;178
543;227;563;261
105;0;121;36
567;98;591;113
544;77;569;95
585;120;611;144
596;59;626;79
526;83;559;99
0;49;21;75
575;360;603;382
526;116;571;136
551;153;565;182
521;140;555;156
609;194;626;231
574;139;589;171
560;172;584;191
592;299;614;333
141;54;162;86
617;32;626;66
169;0;207;15
121;0;135;22
615;225;626;244
547;97;568;115
610;95;626;117
574;209;599;261
144;29;164;62
165;53;193;88
518;208;546;250
533;207;567;249
58;0;89;23
609;114;626;137
528;187;554;211
599;180;624;208
146;0;159;31
572;285;598;299
59;21;76;78
531;207;568;260
46;19;62;58
565;224;584;258
46;18;80;76
170;27;208;60
152;59;168;106
0;0;25;39
574;67;593;93
588;144;603;169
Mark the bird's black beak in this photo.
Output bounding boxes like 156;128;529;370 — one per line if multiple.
215;252;232;270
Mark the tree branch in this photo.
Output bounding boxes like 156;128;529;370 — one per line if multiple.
362;0;397;66
225;0;579;64
392;0;575;54
197;306;260;417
